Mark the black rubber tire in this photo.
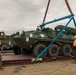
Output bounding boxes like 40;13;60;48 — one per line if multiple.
13;46;21;55
62;44;72;56
33;44;47;57
48;44;59;57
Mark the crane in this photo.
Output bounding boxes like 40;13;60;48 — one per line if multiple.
34;0;76;61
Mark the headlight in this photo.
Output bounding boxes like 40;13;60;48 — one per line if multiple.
26;37;29;42
30;34;33;37
40;34;44;37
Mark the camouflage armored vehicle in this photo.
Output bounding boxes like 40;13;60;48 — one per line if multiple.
12;25;75;57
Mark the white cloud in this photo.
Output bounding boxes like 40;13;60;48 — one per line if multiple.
0;0;76;35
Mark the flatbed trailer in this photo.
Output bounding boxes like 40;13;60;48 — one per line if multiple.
2;55;73;66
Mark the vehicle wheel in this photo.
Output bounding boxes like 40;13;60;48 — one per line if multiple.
48;44;59;57
33;44;47;57
13;46;21;55
62;44;72;56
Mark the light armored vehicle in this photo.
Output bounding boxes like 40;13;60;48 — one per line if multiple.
12;0;76;58
12;25;75;57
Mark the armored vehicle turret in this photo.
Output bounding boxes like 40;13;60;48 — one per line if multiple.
12;25;75;57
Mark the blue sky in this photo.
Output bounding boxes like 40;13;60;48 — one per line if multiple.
0;0;76;35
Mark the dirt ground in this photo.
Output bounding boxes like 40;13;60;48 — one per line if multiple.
0;59;76;75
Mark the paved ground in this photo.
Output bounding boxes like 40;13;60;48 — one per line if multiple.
0;59;76;75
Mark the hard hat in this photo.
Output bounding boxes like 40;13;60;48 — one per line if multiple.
74;36;76;39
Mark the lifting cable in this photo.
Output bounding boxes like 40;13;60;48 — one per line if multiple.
42;0;51;24
65;0;76;27
42;0;73;23
65;0;73;14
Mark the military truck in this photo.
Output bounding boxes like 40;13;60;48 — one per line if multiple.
0;32;14;51
12;25;75;57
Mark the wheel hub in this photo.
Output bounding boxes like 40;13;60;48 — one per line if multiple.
52;48;57;53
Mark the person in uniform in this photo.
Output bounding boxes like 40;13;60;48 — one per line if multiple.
73;36;76;61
